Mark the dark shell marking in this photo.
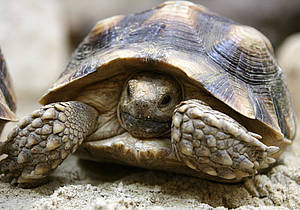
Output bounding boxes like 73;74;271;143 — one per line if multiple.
0;48;16;122
40;1;295;141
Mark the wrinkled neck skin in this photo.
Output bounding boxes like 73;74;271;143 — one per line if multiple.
118;72;182;139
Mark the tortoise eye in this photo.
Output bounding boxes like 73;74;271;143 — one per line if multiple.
127;85;131;97
160;94;172;107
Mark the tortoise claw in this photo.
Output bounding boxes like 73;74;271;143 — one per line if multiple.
266;146;280;156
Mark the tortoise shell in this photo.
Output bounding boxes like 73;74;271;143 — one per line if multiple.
0;48;16;124
40;1;296;142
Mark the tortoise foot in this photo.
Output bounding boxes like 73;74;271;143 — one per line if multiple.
0;101;97;187
171;99;280;182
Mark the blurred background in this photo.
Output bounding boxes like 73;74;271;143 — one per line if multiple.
0;0;300;136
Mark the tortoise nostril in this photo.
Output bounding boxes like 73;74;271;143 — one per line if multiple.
138;102;148;109
133;101;150;111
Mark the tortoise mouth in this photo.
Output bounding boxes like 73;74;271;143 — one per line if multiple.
120;112;171;139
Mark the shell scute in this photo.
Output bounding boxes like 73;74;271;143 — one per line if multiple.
40;1;295;140
0;48;17;122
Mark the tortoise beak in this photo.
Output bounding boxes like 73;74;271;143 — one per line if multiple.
119;111;171;139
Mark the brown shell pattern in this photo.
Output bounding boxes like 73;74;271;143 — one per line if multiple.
40;1;295;140
0;48;16;121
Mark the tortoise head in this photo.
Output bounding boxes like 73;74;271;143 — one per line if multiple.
118;72;182;139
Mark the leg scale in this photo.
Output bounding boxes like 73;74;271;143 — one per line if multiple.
171;100;279;181
0;101;97;187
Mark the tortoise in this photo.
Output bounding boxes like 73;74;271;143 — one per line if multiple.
0;48;17;136
0;1;296;187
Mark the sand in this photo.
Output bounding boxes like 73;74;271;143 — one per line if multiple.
0;132;299;209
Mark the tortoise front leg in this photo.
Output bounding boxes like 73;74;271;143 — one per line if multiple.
171;99;279;182
0;101;97;187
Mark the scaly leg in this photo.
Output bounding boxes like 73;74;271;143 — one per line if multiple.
171;100;279;182
0;101;97;187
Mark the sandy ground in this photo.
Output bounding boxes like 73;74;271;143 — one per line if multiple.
0;126;299;209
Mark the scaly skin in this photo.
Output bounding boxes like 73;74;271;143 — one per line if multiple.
171;99;280;181
0;101;97;187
